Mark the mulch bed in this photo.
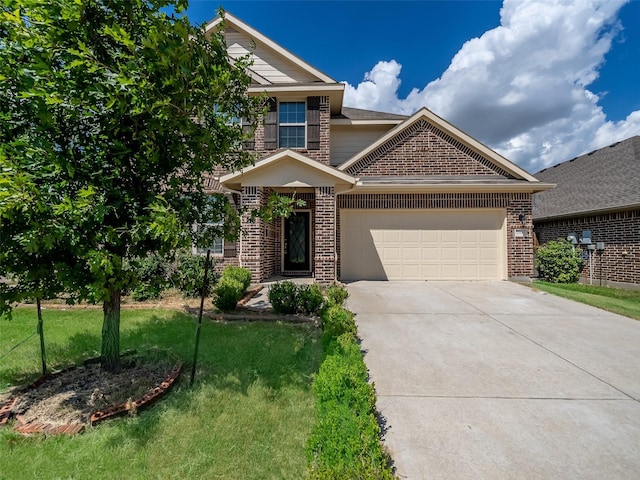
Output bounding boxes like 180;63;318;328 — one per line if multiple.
1;357;181;435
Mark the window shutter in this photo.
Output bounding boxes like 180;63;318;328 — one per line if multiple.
307;96;320;150
264;97;277;150
242;118;254;150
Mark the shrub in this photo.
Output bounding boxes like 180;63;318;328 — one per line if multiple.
130;254;170;301
322;305;356;340
325;283;349;306
213;278;244;312
307;334;393;479
298;284;326;315
268;280;299;314
220;266;252;291
535;239;583;283
171;249;215;298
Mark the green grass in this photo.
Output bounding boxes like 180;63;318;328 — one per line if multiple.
533;281;640;320
0;307;322;479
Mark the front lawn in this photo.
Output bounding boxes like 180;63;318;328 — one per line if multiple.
532;281;640;320
0;307;321;479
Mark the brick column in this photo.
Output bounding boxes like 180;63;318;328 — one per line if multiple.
507;192;534;279
240;186;264;283
314;186;336;284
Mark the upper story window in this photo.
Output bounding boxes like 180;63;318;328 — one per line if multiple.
279;101;306;148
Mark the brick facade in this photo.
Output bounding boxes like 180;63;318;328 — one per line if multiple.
314;187;336;284
219;99;537;284
337;192;534;279
248;95;330;165
344;120;512;178
240;186;265;282
535;209;640;286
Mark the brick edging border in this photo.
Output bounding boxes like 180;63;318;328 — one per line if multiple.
0;361;183;435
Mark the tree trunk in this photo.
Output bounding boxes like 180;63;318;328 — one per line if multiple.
101;287;121;372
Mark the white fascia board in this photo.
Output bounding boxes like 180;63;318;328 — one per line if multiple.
220;149;357;185
247;84;345;94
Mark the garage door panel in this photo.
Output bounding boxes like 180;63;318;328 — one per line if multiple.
383;246;401;261
341;209;506;281
441;247;459;261
461;247;479;260
402;247;420;261
421;231;439;243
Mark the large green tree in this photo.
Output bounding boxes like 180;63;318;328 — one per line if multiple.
0;0;263;371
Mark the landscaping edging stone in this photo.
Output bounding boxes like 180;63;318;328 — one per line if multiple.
0;360;183;435
90;361;182;425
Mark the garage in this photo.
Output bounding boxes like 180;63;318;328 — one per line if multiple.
340;209;507;281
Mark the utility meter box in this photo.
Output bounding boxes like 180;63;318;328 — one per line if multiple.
596;242;605;250
580;230;592;244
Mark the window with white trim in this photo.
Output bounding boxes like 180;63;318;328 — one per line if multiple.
279;101;306;148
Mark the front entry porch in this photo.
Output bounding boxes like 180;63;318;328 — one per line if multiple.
220;149;356;284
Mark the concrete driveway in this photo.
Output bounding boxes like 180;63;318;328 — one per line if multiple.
345;281;640;479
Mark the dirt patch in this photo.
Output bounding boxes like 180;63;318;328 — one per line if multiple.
11;359;174;427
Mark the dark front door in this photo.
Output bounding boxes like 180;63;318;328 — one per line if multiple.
284;212;310;271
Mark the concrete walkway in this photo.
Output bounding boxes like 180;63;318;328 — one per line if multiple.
346;281;640;479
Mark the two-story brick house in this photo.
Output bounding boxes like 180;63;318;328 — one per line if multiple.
206;13;553;284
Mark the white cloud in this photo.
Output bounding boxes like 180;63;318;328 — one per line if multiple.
342;0;640;173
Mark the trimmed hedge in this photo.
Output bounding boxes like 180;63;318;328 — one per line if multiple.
325;283;349;307
322;305;356;339
268;280;300;314
220;266;252;291
268;281;328;315
212;266;252;312
307;304;394;479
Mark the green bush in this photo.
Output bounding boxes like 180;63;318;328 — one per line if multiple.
268;280;299;314
220;266;252;291
130;254;171;301
307;335;393;479
535;239;583;283
171;249;215;298
213;278;244;312
322;305;356;339
325;283;349;306
298;284;326;315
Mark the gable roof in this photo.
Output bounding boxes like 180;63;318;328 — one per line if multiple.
205;13;336;84
206;12;345;113
533;135;640;220
220;149;356;191
337;107;539;182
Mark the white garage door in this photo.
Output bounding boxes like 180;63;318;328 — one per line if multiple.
340;209;506;281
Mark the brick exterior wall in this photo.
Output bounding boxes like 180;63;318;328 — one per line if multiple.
314;187;336;284
535;209;640;286
248;95;330;165
344;120;513;178
337;192;534;279
240;186;265;282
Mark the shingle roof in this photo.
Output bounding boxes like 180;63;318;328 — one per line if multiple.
332;107;408;121
533;135;640;220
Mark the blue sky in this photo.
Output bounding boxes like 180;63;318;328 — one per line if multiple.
185;0;640;172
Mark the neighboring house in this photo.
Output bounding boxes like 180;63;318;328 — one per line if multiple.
533;136;640;288
206;13;552;284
